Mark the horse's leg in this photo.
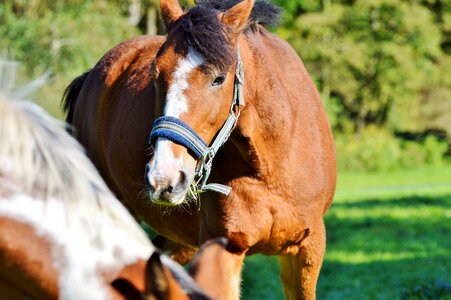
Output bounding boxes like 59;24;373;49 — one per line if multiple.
152;235;197;265
278;220;326;300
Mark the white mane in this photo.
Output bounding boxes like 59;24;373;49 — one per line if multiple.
0;93;100;200
0;92;153;299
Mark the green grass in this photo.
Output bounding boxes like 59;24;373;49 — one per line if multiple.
241;166;451;299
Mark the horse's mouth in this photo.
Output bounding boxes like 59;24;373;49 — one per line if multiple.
151;201;184;206
148;185;188;206
145;157;196;206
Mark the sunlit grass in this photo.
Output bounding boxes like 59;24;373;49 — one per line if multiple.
335;166;451;202
331;205;447;220
241;165;451;300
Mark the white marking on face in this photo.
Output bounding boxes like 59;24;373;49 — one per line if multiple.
149;138;184;179
148;50;203;191
0;185;152;300
164;50;203;117
154;140;182;168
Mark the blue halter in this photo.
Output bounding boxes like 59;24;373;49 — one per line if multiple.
149;116;207;160
149;48;245;195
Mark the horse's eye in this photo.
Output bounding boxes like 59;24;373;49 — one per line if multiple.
212;74;226;86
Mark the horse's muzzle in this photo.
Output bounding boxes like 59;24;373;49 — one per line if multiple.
145;163;191;205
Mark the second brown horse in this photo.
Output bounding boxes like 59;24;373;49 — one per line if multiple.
64;0;337;299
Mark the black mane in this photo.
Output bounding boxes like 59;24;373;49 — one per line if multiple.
177;0;282;71
196;0;282;28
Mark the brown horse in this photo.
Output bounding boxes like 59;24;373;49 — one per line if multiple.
63;0;336;299
0;93;227;300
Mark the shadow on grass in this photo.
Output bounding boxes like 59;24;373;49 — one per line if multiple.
241;193;451;300
318;256;451;300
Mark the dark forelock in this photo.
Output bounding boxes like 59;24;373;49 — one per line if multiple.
179;6;234;71
177;0;282;71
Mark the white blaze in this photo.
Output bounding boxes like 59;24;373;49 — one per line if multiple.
164;50;203;117
150;50;203;180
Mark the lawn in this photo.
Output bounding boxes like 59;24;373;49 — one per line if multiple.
241;166;451;299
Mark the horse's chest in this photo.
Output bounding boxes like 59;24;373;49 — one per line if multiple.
203;189;311;255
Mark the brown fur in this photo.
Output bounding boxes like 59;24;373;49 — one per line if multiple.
64;1;337;298
190;239;240;300
0;218;59;299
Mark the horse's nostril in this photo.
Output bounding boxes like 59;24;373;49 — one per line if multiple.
146;168;191;203
159;185;177;202
179;171;188;186
147;175;174;198
165;185;174;194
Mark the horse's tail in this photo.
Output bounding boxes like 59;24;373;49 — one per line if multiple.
62;70;90;124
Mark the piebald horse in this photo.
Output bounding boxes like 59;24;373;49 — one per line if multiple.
0;93;227;299
63;0;337;299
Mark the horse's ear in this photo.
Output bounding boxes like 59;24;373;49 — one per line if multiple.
221;0;254;34
160;0;183;30
145;252;169;300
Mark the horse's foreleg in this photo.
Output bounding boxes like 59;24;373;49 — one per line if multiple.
278;220;326;300
152;235;197;265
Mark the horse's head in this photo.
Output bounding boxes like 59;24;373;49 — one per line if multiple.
145;0;254;205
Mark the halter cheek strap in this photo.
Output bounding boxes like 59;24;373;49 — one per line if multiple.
149;47;245;195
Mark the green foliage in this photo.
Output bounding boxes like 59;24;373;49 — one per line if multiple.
423;135;449;165
0;0;139;115
282;0;322;17
276;0;451;170
400;141;429;169
278;1;448;135
336;126;402;171
335;127;448;172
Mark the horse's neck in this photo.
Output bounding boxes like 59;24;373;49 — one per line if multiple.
231;30;305;176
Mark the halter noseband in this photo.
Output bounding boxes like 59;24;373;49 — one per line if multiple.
149;47;245;195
